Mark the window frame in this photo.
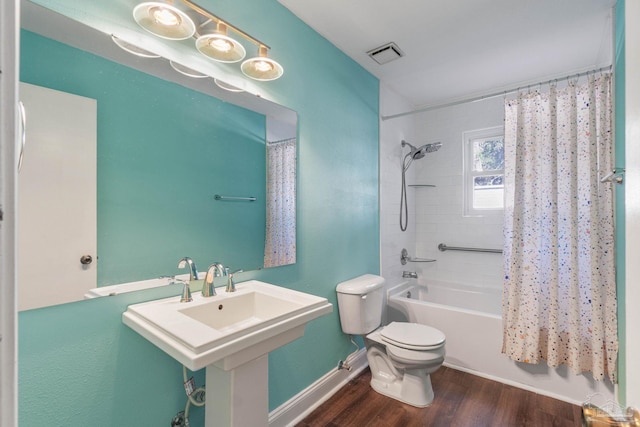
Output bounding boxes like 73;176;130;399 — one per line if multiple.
462;126;505;217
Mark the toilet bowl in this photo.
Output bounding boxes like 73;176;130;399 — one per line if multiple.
336;274;446;408
366;322;445;407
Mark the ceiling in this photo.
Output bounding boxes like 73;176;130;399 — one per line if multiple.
278;0;615;111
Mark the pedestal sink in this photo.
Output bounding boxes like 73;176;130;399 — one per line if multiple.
123;280;333;426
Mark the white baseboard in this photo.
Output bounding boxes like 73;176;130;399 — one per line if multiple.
442;362;583;406
268;349;368;427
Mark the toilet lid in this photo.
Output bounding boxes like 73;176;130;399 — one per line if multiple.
380;322;445;351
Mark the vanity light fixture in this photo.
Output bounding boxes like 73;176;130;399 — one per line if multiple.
133;2;196;40
111;35;161;58
170;60;209;78
196;22;246;63
241;45;284;81
132;0;283;81
214;78;244;92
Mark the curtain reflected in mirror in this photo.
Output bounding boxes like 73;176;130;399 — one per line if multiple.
264;138;296;267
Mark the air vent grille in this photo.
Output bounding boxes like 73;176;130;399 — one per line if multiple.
367;42;404;65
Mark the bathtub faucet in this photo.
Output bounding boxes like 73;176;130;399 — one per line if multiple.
402;271;418;279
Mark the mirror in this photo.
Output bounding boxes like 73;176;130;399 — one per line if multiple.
19;1;297;310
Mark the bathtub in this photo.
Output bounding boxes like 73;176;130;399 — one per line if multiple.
392;279;502;316
386;280;614;405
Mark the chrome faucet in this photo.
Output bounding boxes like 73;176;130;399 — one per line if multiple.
226;269;243;292
165;277;192;303
202;263;227;297
402;271;418;279
177;257;199;282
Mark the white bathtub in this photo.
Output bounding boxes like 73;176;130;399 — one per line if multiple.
393;279;502;316
387;281;614;405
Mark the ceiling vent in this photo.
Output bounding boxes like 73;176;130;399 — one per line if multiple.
367;42;404;65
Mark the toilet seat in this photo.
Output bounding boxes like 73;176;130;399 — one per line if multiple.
380;322;445;351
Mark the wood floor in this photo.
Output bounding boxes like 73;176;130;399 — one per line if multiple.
296;367;582;427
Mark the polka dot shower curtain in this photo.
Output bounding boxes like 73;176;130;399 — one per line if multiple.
264;138;296;268
502;74;617;382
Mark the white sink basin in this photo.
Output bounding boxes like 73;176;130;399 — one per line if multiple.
122;280;332;370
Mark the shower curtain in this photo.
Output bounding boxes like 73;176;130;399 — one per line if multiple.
264;138;296;268
502;74;617;382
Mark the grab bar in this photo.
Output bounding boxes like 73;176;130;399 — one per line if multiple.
438;243;502;254
214;194;256;202
401;248;436;265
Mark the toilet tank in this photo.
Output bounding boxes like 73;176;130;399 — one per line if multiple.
336;274;385;335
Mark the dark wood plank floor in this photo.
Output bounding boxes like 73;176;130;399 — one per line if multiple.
296;367;582;427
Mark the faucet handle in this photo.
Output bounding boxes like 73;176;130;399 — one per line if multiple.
226;269;243;293
171;278;192;303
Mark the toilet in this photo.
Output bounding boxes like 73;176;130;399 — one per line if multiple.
336;274;446;407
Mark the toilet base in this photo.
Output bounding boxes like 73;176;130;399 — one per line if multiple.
370;368;435;407
367;345;437;407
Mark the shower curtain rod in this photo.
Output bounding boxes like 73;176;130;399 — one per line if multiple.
381;65;612;121
267;137;296;145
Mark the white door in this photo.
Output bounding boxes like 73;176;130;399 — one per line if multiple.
18;82;97;311
0;1;20;425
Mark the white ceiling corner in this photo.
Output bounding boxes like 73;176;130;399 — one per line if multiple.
278;0;615;110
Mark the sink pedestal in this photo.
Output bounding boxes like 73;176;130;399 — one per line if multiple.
206;355;268;427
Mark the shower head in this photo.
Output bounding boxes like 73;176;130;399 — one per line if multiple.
401;140;442;160
423;142;442;153
401;140;421;159
412;147;427;160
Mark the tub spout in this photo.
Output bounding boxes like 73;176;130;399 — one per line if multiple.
402;271;418;279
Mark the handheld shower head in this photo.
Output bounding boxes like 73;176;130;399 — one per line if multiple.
412;147;427;160
401;140;442;161
423;142;442;153
401;140;422;160
400;139;443;232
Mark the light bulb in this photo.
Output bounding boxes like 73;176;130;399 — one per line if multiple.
150;6;181;26
209;38;233;52
241;48;284;81
196;33;246;62
253;60;274;73
133;2;196;40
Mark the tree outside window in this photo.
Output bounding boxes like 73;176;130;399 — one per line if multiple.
464;127;504;215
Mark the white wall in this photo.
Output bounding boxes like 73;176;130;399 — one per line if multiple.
379;90;506;291
379;83;417;292
412;97;504;288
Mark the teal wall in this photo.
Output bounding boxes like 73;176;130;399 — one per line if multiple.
18;0;380;426
20;30;267;287
615;0;626;404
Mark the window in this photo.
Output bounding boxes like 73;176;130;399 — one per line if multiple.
463;127;504;216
